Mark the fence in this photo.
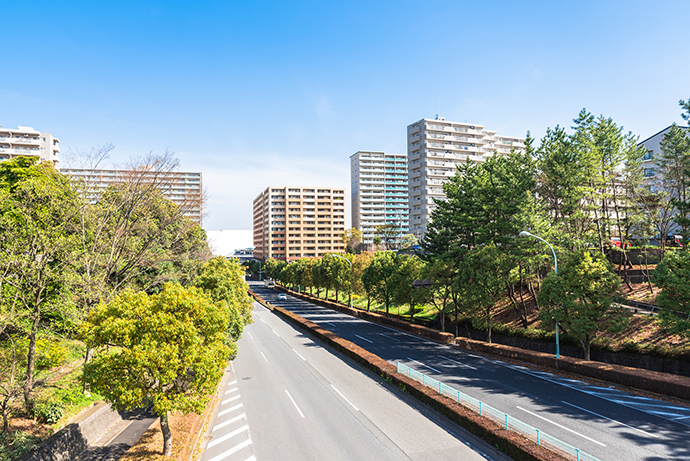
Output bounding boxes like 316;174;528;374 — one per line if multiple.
396;362;600;461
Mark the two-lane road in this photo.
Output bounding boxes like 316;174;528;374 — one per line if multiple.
254;282;690;461
201;297;509;460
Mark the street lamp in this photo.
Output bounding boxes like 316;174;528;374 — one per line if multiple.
519;231;560;359
333;254;353;309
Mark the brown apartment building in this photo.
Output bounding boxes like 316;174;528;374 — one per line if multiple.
253;186;346;261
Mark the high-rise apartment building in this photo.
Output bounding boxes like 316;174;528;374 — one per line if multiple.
62;168;203;224
253;187;346;261
0;125;60;166
407;117;525;239
639;125;689;180
350;151;409;246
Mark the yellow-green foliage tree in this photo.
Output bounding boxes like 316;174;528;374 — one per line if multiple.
193;257;253;357
81;283;232;456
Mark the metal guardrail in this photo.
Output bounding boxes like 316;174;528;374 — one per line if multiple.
396;362;600;461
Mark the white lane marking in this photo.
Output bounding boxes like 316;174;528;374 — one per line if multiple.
285;390;305;418
217;403;243;417
562;401;659;438
247;332;254;339
292;348;306;361
324;321;336;327
673;415;690;421
228;380;237;385
516;406;606;447
406;357;441;374
260;352;269;363
381;333;401;342
207;424;250;448
224;387;238;395
213;413;247;432
259;317;266;324
271;329;281;338
243;456;256;461
439;355;478;370
355;334;374;343
331;385;359;411
206;437;253;461
222;395;241;405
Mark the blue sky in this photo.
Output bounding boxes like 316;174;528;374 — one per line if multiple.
3;1;689;232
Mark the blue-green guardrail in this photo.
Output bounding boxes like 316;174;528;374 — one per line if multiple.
396;362;599;461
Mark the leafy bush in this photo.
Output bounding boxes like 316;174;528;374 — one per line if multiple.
0;431;41;461
33;400;65;424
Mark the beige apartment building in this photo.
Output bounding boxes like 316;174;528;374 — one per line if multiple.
0;125;60;166
407;117;525;239
253;186;346;261
62;168;203;224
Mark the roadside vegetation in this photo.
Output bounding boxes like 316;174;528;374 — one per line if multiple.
250;100;690;363
0;153;252;459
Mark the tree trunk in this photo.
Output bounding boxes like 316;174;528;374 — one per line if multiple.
582;340;591;361
160;411;173;456
23;306;41;411
367;295;370;311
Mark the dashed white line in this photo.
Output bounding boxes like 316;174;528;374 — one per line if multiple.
224;387;238;395
217;403;243;417
562;401;659;438
271;328;281;338
206;437;253;461
292;348;306;361
439;355;477;370
381;333;401;342
331;385;359;411
355;334;373;344
207;424;250;448
407;357;441;373
516;406;606;446
285;390;305;418
222;395;241;405
247;332;254;339
260;352;269;363
213;413;247;432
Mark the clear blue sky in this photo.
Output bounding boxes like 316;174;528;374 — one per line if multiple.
3;1;689;231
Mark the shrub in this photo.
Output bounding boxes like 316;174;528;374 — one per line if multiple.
33;400;64;424
0;431;41;461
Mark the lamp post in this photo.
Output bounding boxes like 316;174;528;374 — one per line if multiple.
519;231;560;359
333;254;353;309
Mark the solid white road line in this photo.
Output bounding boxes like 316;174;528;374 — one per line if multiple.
222;395;241;405
355;334;374;344
285;389;305;418
439;355;478;370
516;406;606;447
217;403;244;417
331;384;359;411
213;413;247;432
206;437;253;461
260;352;269;363
207;424;250;448
406;357;441;374
562;401;660;438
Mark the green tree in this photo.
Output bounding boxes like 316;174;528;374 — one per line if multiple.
193;257;253;355
390;255;426;319
0;158;84;410
421;260;455;333
81;283;232;456
652;250;690;338
538;251;626;360
341;228;364;254
361;252;397;315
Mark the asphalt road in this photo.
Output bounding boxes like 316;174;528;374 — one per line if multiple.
251;282;690;461
201;297;511;461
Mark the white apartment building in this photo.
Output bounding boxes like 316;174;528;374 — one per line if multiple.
350;151;409;246
253;186;346;262
62;168;203;224
639;125;689;180
407;117;525;239
0;125;60;166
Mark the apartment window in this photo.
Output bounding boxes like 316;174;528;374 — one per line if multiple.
644;168;655;177
644;150;654;160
